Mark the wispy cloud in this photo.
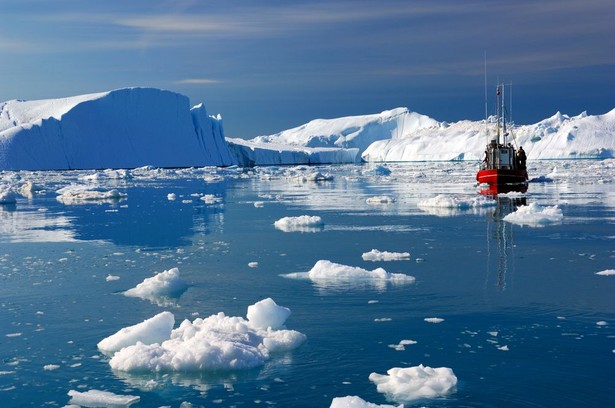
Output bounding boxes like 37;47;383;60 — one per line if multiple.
173;78;221;85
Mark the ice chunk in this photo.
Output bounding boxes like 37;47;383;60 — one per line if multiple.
330;395;402;407
67;389;140;407
503;203;563;227
274;215;324;232
424;317;444;323
247;297;291;330
124;267;188;301
596;269;615;276
97;311;175;355
306;260;414;283
369;364;457;402
362;249;410;262
107;300;306;372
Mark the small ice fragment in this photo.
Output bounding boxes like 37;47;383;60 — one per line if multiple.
67;390;140;407
424;317;444;323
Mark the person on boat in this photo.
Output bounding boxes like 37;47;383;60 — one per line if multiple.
518;146;527;169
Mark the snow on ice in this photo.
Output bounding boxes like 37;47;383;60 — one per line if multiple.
362;249;410;262
283;260;415;284
330;395;402;408
100;298;306;372
274;215;324;232
503;203;564;227
1;87;614;170
124;267;189;303
67;389;140;407
97;311;175;355
368;364;458;402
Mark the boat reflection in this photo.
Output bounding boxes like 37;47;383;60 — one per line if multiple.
484;195;527;290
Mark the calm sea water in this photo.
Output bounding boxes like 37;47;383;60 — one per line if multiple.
1;161;613;407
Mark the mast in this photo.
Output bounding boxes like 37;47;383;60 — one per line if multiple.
484;52;488;138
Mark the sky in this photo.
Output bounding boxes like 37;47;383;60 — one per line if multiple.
1;0;614;139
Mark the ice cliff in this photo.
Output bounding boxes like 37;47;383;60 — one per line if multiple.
0;88;234;170
1;87;613;170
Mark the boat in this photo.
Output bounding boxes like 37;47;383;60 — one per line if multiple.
476;83;528;191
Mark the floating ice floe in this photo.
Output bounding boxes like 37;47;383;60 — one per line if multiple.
595;269;615;276
362;249;410;262
247;297;291;330
200;194;223;204
369;364;458;402
388;339;417;351
424;317;444;323
97;311;175;355
366;195;395;205
418;194;495;217
503;203;563;227
101;298;306;372
248;261;259;268
167;193;176;200
55;185;126;204
283;260;415;289
330;395;402;407
274;215;324;232
67;389;140;407
105;274;120;282
124;267;189;305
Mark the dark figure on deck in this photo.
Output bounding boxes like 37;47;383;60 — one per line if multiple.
517;146;527;169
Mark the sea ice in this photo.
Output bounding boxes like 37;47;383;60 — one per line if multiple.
596;269;615;276
285;260;415;284
124;267;189;302
369;364;458;402
274;215;324;232
330;395;402;407
56;185;126;204
67;389;140;407
362;249;410;262
246;297;291;330
503;203;563;227
424;317;444;323
105;299;306;372
97;311;175;355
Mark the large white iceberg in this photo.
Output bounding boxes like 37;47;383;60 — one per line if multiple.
2;87;613;170
0;87;234;170
243;107;615;163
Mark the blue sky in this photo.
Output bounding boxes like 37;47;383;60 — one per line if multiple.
1;0;613;138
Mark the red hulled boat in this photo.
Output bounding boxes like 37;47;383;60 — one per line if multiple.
477;84;528;190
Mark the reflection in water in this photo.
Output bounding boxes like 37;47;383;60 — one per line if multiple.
485;196;527;290
0;205;79;243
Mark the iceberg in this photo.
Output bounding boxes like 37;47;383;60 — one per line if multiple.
0;87;234;170
2;87;613;170
101;298;306;372
244;107;615;163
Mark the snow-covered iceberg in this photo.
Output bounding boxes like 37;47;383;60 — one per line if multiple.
0;87;234;170
246;107;615;163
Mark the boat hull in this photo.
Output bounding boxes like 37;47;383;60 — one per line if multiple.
476;169;528;185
